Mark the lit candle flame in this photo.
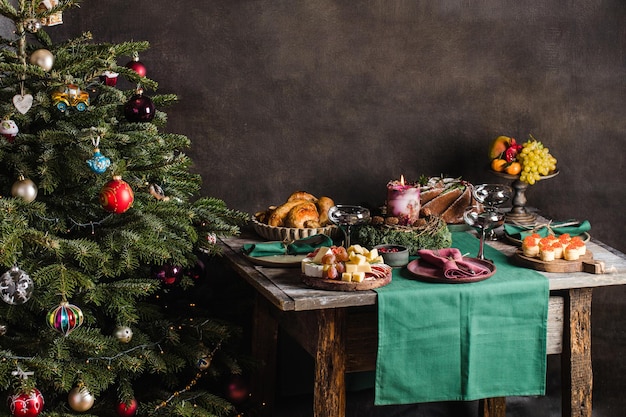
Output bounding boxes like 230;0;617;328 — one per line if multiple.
400;175;405;186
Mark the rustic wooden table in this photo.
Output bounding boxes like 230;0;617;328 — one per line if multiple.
219;233;626;417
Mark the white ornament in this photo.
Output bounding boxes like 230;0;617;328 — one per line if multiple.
12;94;33;114
114;326;133;343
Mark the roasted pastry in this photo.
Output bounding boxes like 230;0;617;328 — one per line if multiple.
285;201;320;228
316;196;335;226
287;191;318;203
267;199;307;227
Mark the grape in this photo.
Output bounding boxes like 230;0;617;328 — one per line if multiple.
516;137;558;185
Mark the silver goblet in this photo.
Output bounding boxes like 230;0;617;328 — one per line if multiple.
327;205;370;248
463;206;505;261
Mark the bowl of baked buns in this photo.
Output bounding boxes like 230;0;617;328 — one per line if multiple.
253;191;339;241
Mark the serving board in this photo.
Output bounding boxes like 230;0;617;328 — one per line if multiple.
513;249;604;274
301;271;392;291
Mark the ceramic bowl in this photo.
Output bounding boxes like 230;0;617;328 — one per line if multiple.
374;244;409;267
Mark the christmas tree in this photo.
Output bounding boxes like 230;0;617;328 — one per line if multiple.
0;1;249;416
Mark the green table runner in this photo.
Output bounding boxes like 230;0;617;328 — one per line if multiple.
374;232;549;405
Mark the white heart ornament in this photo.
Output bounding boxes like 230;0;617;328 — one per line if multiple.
13;94;33;114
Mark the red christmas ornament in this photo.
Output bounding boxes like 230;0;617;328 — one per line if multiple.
125;58;146;77
0;120;18;143
124;90;155;123
115;398;138;417
152;264;183;285
99;70;119;86
100;176;134;213
8;389;44;417
226;375;250;403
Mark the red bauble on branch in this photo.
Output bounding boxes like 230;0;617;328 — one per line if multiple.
8;388;44;417
124;88;155;123
115;398;138;417
152;264;183;285
100;176;134;213
125;57;146;77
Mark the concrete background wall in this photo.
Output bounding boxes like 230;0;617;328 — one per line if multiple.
51;2;626;258
4;1;626;415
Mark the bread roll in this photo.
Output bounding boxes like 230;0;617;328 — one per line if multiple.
267;199;307;227
316;196;335;226
287;191;318;203
285;201;320;228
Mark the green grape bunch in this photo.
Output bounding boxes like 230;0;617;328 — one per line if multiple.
517;136;558;185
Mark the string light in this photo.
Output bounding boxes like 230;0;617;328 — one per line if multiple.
153;339;223;413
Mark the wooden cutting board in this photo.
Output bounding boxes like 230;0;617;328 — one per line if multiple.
301;271;392;291
513;249;605;274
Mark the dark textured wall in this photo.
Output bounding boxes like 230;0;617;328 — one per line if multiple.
52;0;625;254
9;0;626;415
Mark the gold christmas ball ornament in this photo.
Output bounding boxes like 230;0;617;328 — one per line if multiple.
29;49;54;71
68;386;95;412
11;176;38;203
114;326;133;343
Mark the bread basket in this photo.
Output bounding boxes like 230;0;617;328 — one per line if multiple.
251;219;338;242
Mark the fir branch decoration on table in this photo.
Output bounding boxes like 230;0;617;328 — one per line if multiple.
0;1;249;416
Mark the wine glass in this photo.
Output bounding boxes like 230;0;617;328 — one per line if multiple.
463;206;505;260
472;184;512;240
327;205;370;248
472;183;513;209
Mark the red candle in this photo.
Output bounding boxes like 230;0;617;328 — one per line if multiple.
387;175;420;226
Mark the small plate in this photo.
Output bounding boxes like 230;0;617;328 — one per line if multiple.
406;257;496;284
243;253;306;268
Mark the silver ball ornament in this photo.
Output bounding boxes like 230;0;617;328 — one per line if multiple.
30;49;54;71
12;177;38;203
24;18;42;33
114;326;133;343
0;266;34;305
68;386;94;412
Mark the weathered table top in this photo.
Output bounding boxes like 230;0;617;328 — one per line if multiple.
219;232;626;312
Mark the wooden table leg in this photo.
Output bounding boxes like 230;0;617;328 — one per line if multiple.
479;397;506;417
313;308;347;417
251;295;279;417
562;288;593;417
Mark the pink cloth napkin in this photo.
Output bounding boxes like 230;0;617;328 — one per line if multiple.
417;248;491;279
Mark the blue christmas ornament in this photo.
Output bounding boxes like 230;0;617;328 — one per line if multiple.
86;148;110;174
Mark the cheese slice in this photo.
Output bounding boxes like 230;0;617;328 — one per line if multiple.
348;244;365;255
366;248;379;261
349;253;368;265
311;247;332;264
345;263;372;273
352;271;365;282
